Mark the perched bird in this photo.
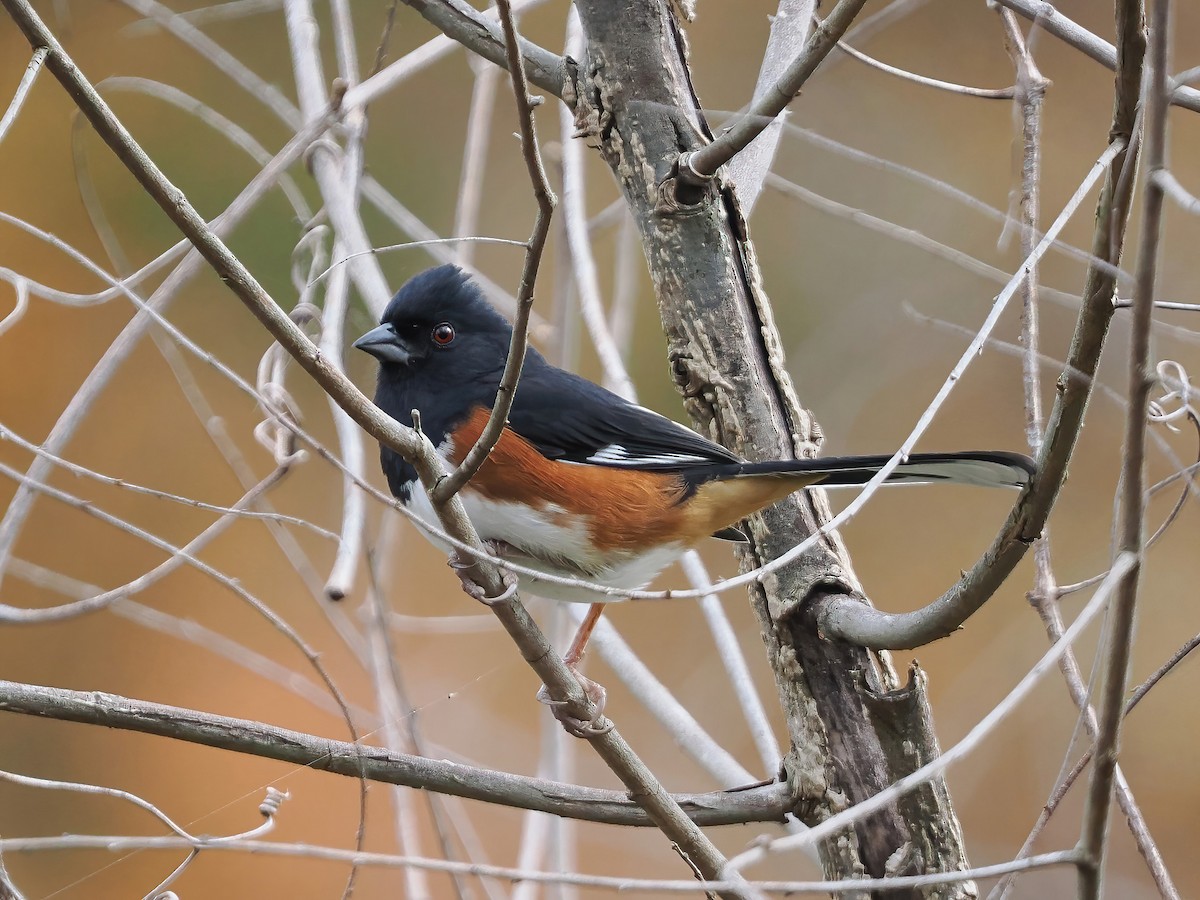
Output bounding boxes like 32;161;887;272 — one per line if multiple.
356;264;1034;606
356;265;1034;733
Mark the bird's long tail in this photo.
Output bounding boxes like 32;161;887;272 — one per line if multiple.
717;450;1035;490
686;451;1033;543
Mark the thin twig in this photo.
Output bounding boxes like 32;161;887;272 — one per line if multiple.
123;0;282;35
453;56;501;268
121;0;298;123
514;606;572;900
0;848;21;900
0;834;1084;895
0;768;279;845
381;0;565;99
431;0;555;504
609;210;640;352
676;0;867;185
0;45;47;144
834;33;1016;98
0;423;336;540
123;0;531;321
1077;1;1167;896
11;556;443;730
993;0;1200;114
0;464;291;623
558;10;635;399
931;32;1178;870
766;171;1083;309
996;568;1196;900
328;0;360;85
1114;298;1200;312
765;115;1126;283
284;0;392;317
724;0;815;215
906;306;1200;508
985;28;1165;894
368;550;492;900
1154;168;1200;214
996;5;1055;595
96;76;313;219
681;553;782;778
812;0;1150;644
319;239;368;601
362;552;435;900
571;607;754;787
817;0;930;78
150;315;372;660
557;13;781;781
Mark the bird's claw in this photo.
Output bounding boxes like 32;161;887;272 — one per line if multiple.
537;669;611;738
449;542;518;606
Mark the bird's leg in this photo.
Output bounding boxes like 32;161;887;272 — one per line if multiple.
537;602;612;738
563;601;604;667
448;541;518;605
450;545;609;736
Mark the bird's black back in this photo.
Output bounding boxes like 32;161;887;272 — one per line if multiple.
369;266;741;500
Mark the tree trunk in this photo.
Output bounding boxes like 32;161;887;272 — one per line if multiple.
570;3;974;895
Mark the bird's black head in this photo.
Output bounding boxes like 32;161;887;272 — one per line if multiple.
355;264;512;372
354;265;517;445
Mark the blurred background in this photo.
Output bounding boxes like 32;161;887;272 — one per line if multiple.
1;1;1198;897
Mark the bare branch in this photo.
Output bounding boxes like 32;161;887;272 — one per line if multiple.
1078;1;1168;895
994;0;1200;113
0;45;46;144
124;0;283;34
812;139;1123;647
432;0;555;504
727;553;1136;871
452;57;501;268
387;0;566;98
559;10;634;399
834;34;1016;99
0;679;791;828
989;12;1180;894
674;0;867;187
724;0;814;215
1154;168;1200;214
812;0;1151;649
317;244;367;601
0;834;1085;895
284;0;391;316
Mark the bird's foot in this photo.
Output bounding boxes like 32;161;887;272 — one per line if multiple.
448;541;518;606
537;665;611;738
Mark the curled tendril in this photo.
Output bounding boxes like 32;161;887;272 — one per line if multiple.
1149;360;1196;431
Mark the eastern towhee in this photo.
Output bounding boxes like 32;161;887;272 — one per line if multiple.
356;264;1034;605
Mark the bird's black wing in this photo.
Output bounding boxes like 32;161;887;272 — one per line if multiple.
507;363;742;472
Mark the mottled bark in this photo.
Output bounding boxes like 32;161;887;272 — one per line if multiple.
569;3;972;895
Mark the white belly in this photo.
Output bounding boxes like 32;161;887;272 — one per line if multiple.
402;479;683;603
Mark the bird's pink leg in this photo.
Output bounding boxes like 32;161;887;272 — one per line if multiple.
451;547;609;737
537;602;611;737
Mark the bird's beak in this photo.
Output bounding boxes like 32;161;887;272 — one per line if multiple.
353;323;411;366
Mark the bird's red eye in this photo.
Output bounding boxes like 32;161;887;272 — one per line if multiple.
431;323;455;346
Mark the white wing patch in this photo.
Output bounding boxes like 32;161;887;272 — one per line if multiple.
585;443;711;467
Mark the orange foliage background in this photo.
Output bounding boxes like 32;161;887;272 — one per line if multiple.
1;2;1198;897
